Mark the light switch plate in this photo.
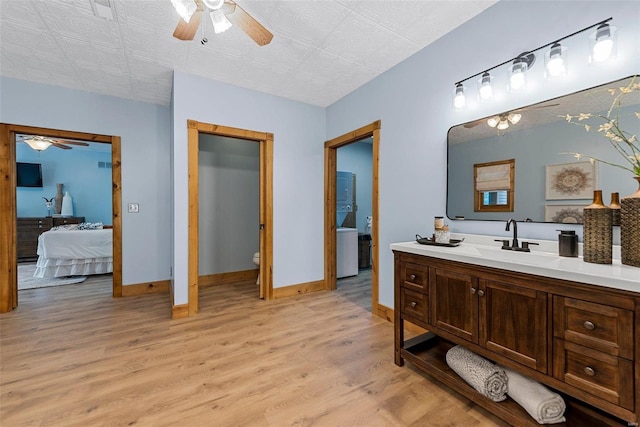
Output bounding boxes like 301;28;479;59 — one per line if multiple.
128;203;139;213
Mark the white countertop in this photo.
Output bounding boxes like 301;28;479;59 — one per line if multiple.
390;234;640;294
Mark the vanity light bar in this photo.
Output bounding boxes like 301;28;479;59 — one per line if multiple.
453;17;614;109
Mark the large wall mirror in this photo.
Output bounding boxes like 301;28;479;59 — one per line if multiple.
447;75;639;223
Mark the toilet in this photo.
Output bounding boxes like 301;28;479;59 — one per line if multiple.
252;252;260;284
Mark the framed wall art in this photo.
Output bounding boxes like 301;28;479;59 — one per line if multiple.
545;161;597;200
545;204;587;223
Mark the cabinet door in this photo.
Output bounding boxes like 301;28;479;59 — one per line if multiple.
480;279;547;373
429;268;478;344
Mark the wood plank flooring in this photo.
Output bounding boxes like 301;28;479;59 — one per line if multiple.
1;275;507;426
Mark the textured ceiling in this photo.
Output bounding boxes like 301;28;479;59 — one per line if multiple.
0;0;497;107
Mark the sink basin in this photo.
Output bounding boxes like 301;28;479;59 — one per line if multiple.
459;244;560;266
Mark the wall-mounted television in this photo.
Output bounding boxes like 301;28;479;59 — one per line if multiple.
16;162;43;188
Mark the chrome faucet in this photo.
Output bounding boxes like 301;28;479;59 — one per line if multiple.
505;218;519;249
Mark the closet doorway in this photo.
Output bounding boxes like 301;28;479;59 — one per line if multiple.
186;120;273;315
324;121;381;318
0;123;122;313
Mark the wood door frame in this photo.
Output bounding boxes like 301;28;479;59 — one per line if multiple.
324;120;380;316
187;120;273;315
0;123;122;313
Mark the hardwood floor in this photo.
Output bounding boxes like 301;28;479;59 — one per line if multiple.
1;276;507;426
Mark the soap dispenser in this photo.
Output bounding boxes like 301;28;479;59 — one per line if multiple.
558;230;578;257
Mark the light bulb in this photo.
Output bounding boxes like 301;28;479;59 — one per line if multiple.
592;23;614;62
487;117;499;128
210;9;232;33
497;120;509;130
546;43;566;77
453;83;466;110
508;113;521;124
478;72;493;101
508;59;528;92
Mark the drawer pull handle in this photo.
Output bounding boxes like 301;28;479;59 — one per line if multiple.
477;290;485;297
583;321;595;330
410;301;417;308
409;274;416;280
584;366;595;377
470;287;476;294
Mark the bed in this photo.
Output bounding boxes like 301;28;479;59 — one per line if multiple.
35;228;113;278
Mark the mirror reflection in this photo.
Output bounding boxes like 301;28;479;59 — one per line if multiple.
447;75;640;223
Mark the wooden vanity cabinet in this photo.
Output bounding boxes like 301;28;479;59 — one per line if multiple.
394;251;639;426
429;266;547;373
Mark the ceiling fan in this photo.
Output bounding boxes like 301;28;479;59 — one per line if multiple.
463;103;560;130
171;0;273;46
18;135;90;151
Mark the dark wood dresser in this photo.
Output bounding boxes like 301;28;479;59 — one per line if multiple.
17;216;85;261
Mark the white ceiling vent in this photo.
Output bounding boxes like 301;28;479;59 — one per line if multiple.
90;0;117;22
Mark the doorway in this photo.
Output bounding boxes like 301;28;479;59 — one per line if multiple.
186;120;273;316
324;121;381;318
0;123;122;313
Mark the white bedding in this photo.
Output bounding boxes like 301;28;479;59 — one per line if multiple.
37;229;112;259
35;229;113;278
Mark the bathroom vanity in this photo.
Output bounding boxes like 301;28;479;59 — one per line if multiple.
392;237;640;426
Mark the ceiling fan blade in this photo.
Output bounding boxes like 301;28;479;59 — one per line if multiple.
464;120;484;129
51;143;72;150
223;1;273;46
173;8;203;41
52;139;89;146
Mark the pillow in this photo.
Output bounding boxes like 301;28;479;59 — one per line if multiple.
77;222;104;230
50;224;79;231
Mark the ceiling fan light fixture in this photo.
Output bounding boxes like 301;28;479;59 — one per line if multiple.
497;119;509;131
24;137;52;151
210;9;232;34
487;116;500;128
203;0;225;10
507;113;522;124
171;0;197;23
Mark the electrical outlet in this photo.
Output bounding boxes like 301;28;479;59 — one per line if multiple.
128;203;139;213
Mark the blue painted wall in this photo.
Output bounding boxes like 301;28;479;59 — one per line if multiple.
337;141;373;233
326;1;640;308
16;143;112;223
1;77;172;286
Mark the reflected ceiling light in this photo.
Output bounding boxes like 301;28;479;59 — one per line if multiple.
453;83;466;110
545;42;567;78
24;137;52;151
210;9;232;34
497;119;509;131
591;23;616;62
487;113;522;130
170;0;197;23
478;72;493;101
487;116;500;128
507;113;521;124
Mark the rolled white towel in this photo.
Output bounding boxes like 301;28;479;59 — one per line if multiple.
445;345;508;402
499;365;566;424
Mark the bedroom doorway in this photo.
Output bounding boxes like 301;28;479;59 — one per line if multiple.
186;120;273;316
0;123;122;313
324;121;381;318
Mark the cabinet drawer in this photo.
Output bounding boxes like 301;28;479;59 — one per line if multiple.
400;288;428;324
401;262;428;292
53;216;84;226
17;218;52;229
554;340;634;411
553;296;633;359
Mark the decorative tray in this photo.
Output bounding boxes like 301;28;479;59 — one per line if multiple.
415;234;464;247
